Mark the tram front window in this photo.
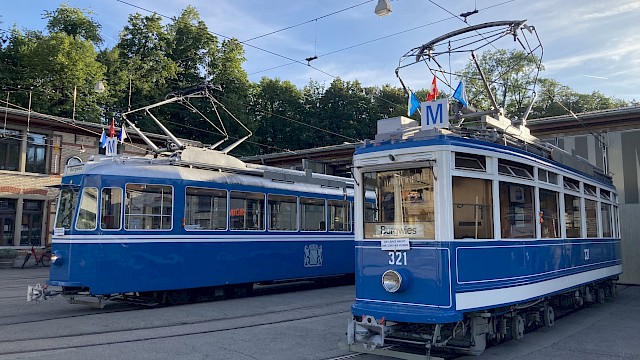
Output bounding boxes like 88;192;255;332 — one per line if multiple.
363;167;435;239
54;188;79;230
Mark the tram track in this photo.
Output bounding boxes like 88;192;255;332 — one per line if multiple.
0;298;354;356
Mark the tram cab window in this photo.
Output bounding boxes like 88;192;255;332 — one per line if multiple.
563;178;580;192
584;184;597;197
539;189;560;238
454;153;486;171
55;188;78;230
230;191;265;230
76;187;98;230
601;203;613;238
185;187;227;230
362;167;435;239
564;194;582;238
452;177;493;239
499;182;535;239
498;160;533;180
300;197;326;231
268;195;297;231
101;188;122;230
364;202;378;223
125;184;173;230
538;169;558;184
600;189;611;201
328;200;350;232
585;199;598;237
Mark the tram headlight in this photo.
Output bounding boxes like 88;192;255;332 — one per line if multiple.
382;270;402;293
51;250;64;266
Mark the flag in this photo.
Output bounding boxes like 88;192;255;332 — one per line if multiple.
99;129;107;148
426;75;438;101
407;91;420;117
118;125;128;143
109;118;116;138
453;80;468;107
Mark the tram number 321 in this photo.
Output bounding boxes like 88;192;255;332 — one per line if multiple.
388;251;408;265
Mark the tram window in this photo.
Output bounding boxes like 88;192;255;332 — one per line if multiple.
185;187;227;230
55;188;78;230
362;167;435;239
76;187;98;230
600;189;611;201
452;177;493;239
125;184;173;230
601;203;613;237
100;188;122;230
499;182;535;239
564;194;582;238
584;184;597;197
229;191;265;230
300;197;326;231
538;169;558;184
585;199;598;237
364;202;378;223
563;178;580;192
498;160;533;180
454;153;486;171
539;189;560;238
328;200;350;232
268;194;297;231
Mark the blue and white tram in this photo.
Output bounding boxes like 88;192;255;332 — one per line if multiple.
344;117;621;357
45;150;356;304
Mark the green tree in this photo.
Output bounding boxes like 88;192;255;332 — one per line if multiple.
43;4;103;45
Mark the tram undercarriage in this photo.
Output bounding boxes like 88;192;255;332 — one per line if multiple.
343;279;616;360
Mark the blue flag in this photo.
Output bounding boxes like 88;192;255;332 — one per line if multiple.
453;81;468;107
407;91;420;117
99;129;107;148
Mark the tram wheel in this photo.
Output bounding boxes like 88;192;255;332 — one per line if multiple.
543;306;555;327
511;315;525;340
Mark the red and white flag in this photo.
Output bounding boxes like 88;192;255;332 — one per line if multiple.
109;118;116;138
426;75;438;101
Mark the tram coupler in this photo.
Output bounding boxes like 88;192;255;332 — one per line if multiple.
347;315;389;349
27;283;61;302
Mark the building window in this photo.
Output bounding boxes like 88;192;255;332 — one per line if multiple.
0;129;21;171
539;189;560;238
229;191;265;230
185;187;227;230
0;199;17;246
25;133;47;174
585;199;598;237
125;184;173;230
21;200;43;246
452;177;493;239
268;195;297;231
564;194;582;238
328;200;350;232
300;197;326;232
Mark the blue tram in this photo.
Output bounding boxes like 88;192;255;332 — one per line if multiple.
344;115;621;357
45;151;355;303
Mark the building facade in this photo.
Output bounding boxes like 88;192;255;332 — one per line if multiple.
0;107;151;249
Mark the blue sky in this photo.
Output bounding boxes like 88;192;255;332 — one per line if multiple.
1;0;639;101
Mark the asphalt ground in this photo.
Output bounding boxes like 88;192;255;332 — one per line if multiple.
0;267;638;360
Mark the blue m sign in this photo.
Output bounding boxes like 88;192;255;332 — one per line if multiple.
421;98;450;130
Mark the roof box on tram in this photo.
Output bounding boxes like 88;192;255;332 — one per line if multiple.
375;116;419;141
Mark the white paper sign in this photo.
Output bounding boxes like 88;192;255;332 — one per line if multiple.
53;228;65;236
381;238;411;251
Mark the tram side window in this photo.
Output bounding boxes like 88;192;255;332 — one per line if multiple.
564;194;582;238
539;189;560;238
125;184;173;230
452;177;493;239
499;182;535;239
185;187;227;230
268;195;297;231
601;203;613;238
76;187;98;230
230;191;265;230
55;188;78;230
454;153;486;171
101;188;122;230
585;199;598;237
329;200;350;232
362;167;435;239
300;197;326;231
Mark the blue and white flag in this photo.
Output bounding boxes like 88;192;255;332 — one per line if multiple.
118;125;127;143
407;91;420;117
453;81;468;107
99;129;107;148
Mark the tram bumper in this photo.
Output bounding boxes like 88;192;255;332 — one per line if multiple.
347;315;388;349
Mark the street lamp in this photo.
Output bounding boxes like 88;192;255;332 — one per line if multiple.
375;0;392;16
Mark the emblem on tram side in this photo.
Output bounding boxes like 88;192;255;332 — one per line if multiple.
304;244;323;267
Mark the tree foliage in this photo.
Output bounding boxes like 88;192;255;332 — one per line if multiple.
0;4;632;155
